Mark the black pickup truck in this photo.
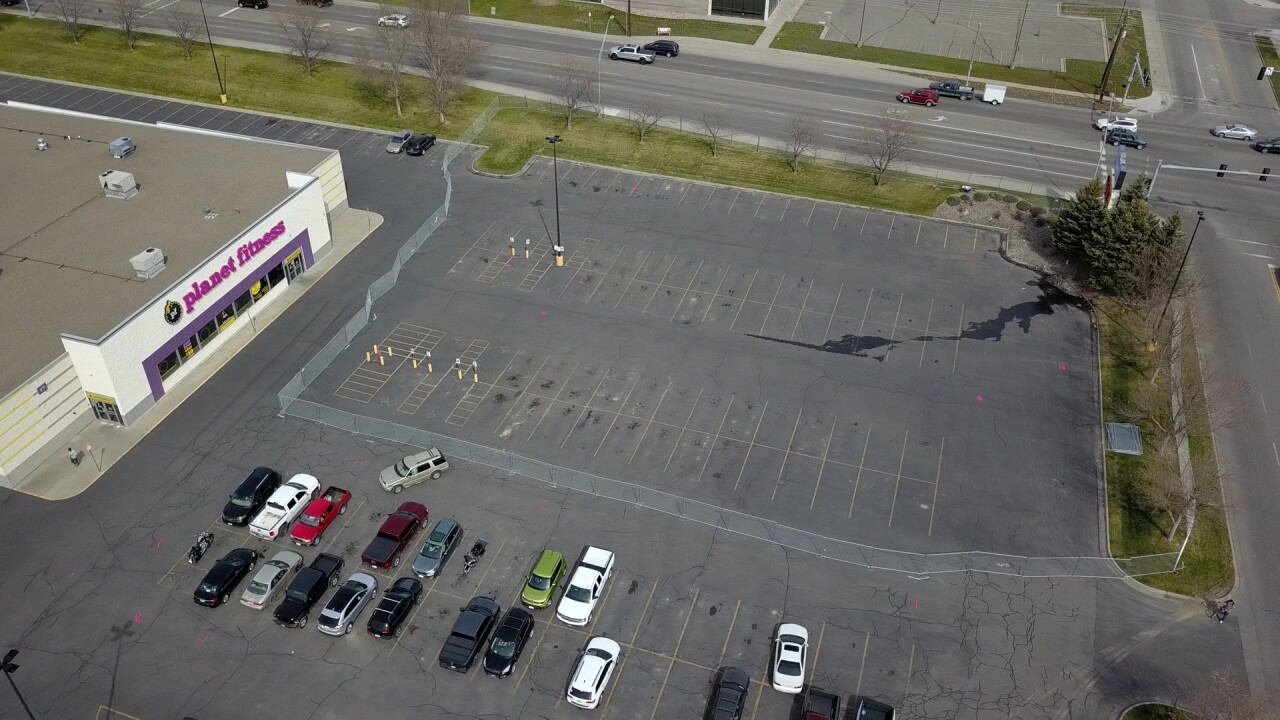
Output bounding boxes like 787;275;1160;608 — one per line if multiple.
438;596;500;672
273;552;343;629
803;688;842;720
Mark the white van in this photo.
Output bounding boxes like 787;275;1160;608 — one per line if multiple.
982;84;1007;105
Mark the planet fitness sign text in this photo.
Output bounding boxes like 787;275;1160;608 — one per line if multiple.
180;221;287;314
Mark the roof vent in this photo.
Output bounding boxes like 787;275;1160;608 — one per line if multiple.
130;247;166;280
100;170;138;200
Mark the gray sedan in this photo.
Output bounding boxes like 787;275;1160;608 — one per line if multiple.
413;517;462;578
1213;123;1257;140
386;129;413;153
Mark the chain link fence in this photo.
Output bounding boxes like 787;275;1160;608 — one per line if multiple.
278;96;1179;581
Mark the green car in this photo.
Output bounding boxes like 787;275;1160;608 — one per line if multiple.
521;549;566;609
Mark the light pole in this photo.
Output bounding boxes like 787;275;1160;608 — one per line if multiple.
965;22;982;84
597;15;614;117
1152;210;1205;346
197;0;228;104
546;136;563;253
2;650;37;720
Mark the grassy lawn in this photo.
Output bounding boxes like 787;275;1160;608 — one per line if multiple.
771;6;1149;100
1123;704;1194;720
1098;301;1233;596
475;107;954;215
1256;35;1280;106
462;0;762;44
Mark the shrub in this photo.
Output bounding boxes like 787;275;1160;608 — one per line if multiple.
1016;200;1031;211
973;191;989;201
1002;193;1018;203
1014;209;1024;220
992;209;1002;219
946;195;961;206
1030;205;1046;217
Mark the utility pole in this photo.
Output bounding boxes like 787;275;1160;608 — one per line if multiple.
965;23;981;84
197;0;227;104
1098;11;1128;102
1010;0;1029;68
626;0;631;36
857;0;866;46
1121;53;1142;104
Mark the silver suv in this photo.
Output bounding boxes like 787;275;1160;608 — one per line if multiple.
317;573;377;636
379;448;450;493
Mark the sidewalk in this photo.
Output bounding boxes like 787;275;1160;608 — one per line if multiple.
12;209;384;502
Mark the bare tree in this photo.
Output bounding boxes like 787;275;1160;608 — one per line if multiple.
1175;671;1273;720
783;115;820;172
411;1;484;124
111;0;146;49
859;109;918;186
701;111;732;156
554;60;597;129
51;0;89;43
277;9;333;78
625;101;667;142
165;7;206;60
355;23;416;116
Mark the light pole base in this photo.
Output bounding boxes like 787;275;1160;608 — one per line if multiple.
219;94;228;104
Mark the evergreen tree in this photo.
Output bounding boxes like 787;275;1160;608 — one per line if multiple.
1088;195;1160;295
1052;178;1107;259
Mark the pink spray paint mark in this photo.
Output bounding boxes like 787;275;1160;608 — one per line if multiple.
537;505;547;511
908;597;919;608
976;395;984;402
154;536;164;549
540;310;547;317
1059;363;1068;371
133;613;143;624
196;633;209;644
352;460;365;468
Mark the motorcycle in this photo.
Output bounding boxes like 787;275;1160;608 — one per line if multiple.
187;532;214;564
461;539;487;574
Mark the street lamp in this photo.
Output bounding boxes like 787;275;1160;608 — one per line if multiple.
197;0;228;104
1152;210;1205;348
2;650;37;720
597;14;614;117
546;136;563;256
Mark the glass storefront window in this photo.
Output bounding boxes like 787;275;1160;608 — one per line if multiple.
267;263;285;289
196;318;218;345
234;290;252;314
216;304;236;332
251;277;270;302
157;350;181;379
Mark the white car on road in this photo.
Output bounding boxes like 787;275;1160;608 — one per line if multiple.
378;13;408;27
608;44;655;64
1213;123;1257;140
1094;116;1137;132
240;550;303;609
566;636;620;708
771;623;808;693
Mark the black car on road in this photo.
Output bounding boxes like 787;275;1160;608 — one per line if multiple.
273;552;343;628
193;549;257;607
237;0;267;8
1106;128;1148;150
483;608;534;677
704;666;749;720
405;133;437;156
221;467;282;526
1254;137;1280;153
368;577;423;637
644;40;680;57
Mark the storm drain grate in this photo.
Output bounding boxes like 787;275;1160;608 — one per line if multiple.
1105;422;1143;455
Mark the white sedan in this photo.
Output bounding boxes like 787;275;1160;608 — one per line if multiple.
771;623;808;693
378;13;409;27
1213;123;1257;140
566;636;620;708
240;550;303;609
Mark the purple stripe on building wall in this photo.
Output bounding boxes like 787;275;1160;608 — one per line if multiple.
142;229;313;401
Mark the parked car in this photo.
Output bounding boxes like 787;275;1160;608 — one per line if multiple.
802;687;841;720
368;577;423;637
296;0;333;6
1213;123;1258;140
771;623;808;693
439;596;502;672
273;552;344;629
896;88;939;107
221;467;282;526
362;501;428;569
289;485;350;546
249;474;320;540
405;133;437;156
566;636;621;708
413;518;462;578
1254;137;1280;153
483;608;535;677
521;549;567;609
608;44;656;64
378;13;409;27
1094;115;1137;132
237;0;267;8
380;447;449;493
556;546;615;626
240;550;303;610
854;697;897;720
193;549;257;607
386;129;413;154
317;573;378;636
1106;128;1148;149
643;39;680;57
705;666;750;720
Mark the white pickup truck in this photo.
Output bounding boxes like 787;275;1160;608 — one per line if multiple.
249;474;320;539
556;546;615;626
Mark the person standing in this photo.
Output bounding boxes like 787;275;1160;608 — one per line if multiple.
68;447;79;466
1218;599;1235;623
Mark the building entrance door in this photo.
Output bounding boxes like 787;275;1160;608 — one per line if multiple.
87;393;123;424
284;250;305;283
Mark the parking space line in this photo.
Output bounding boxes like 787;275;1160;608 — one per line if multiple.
915;221;922;245
640;255;679;315
821;283;844;341
804;201;817;226
848;424;873;518
628;380;672;464
696;395;736;482
559;368;614;449
770;410;804;501
902;644;916;705
832;207;842;230
778;198;791;222
854;631;871;695
727;190;741;214
809;417;838;509
526;361;581;442
860;212;869;235
747;678;766;720
678;183;692;205
884;293;904;360
698;264;731;325
593;373;643;457
584;167;600;186
809;621;827;685
512;607;552;693
754;273;786;334
886;429;910;526
612;249;653;310
942;224;950;248
598;580;659;715
727;269;759;332
667;259;705;320
733;401;768;492
717;600;741;666
583;244;626;305
951;304;966;373
851;289;875;354
493;355;550;433
972;229;981;253
919;298;935;367
789;281;815;341
928;436;945;536
886;216;896;241
646;589;700;720
752;195;766;219
664;388;705;473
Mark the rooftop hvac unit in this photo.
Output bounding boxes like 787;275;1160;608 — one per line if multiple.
130;247;166;279
100;170;138;200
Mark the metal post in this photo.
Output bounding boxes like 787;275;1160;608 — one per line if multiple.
1010;0;1029;68
2;651;37;720
597;15;613;117
857;0;866;46
1154;211;1205;340
1145;158;1163;199
1121;52;1141;104
546;136;563;252
965;23;981;84
626;0;631;36
1098;15;1128;102
198;0;228;104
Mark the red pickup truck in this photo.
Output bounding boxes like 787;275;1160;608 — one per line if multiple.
361;502;428;569
289;486;351;546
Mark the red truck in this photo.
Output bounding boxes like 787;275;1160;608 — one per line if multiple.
803;688;841;720
289;486;351;546
361;502;428;569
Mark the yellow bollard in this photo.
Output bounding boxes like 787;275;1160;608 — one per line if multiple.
387;347;394;357
412;357;419;369
555;255;564;267
510;238;516;257
427;362;433;373
373;344;378;354
379;354;385;366
457;366;464;380
366;351;371;363
473;371;479;383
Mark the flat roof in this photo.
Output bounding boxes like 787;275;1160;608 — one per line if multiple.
0;103;332;393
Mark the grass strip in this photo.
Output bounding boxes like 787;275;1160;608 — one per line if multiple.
460;0;762;44
1256;35;1280;107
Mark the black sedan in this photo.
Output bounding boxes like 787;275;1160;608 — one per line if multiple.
644;39;680;57
220;466;282;526
705;666;749;720
368;577;423;637
1105;128;1148;150
483;608;534;677
1255;137;1280;153
405;133;437;156
194;549;257;607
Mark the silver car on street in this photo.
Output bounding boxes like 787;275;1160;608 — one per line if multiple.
386;129;413;153
1213;123;1257;140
